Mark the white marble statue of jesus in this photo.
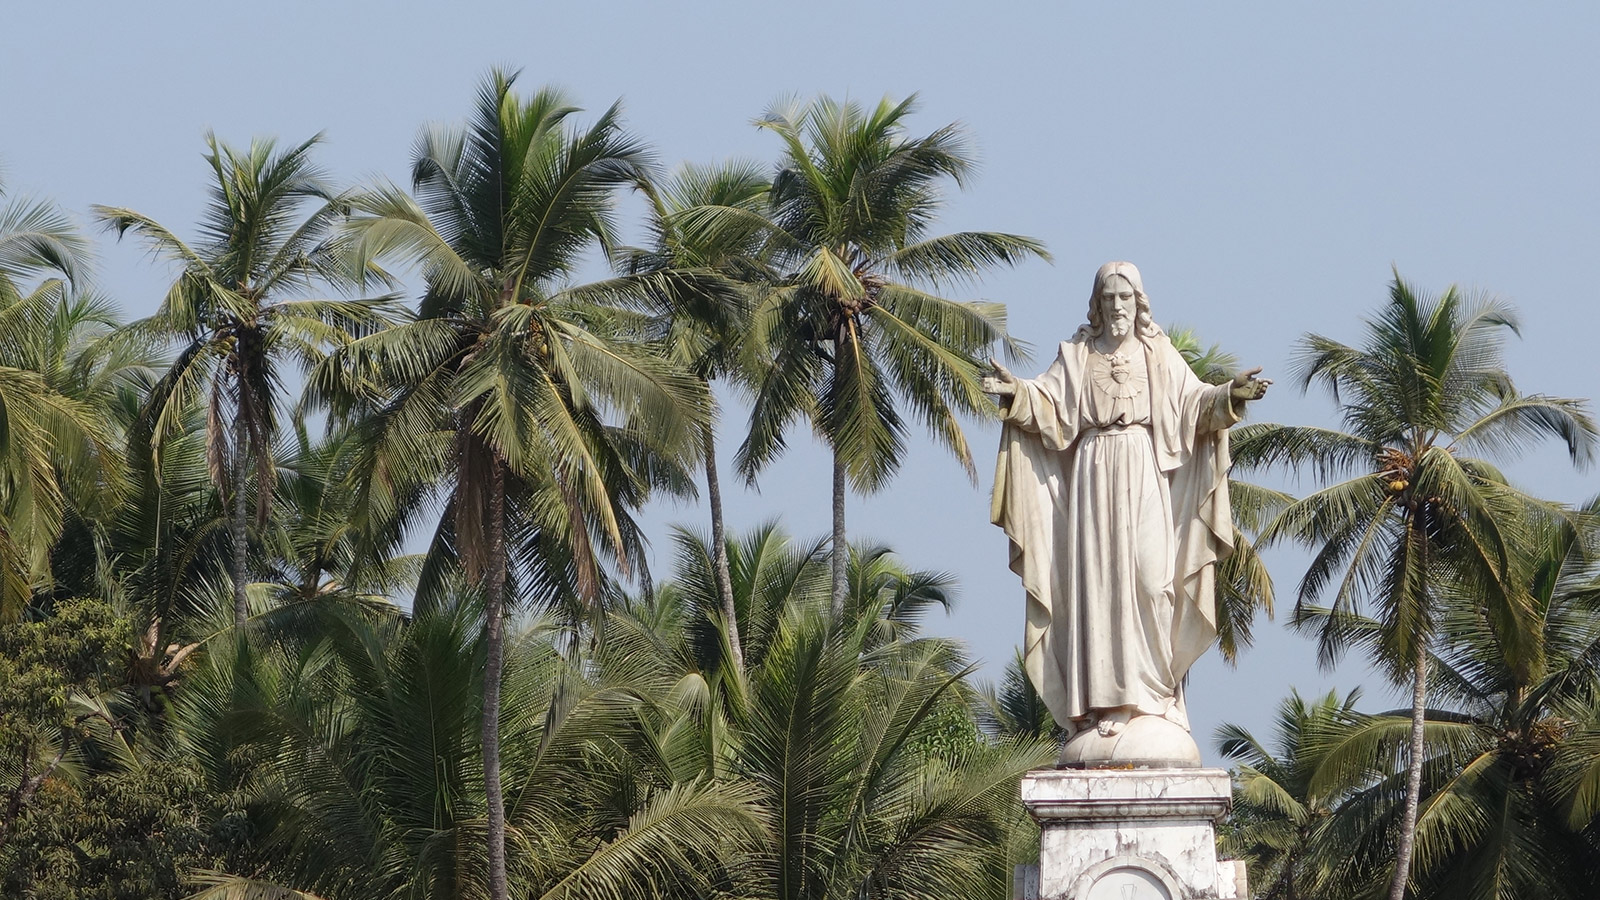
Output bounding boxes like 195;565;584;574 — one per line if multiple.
985;262;1268;760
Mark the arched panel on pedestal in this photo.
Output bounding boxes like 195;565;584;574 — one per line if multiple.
1071;856;1185;900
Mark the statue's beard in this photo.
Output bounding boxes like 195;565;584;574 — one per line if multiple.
1108;316;1132;338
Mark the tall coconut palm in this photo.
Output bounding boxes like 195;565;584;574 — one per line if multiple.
622;161;773;669
95;134;386;627
1288;499;1600;899
1237;274;1596;899
697;95;1048;614
313;71;709;900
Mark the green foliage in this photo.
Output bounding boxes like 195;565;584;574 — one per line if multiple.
0;599;228;900
1216;688;1372;900
733;94;1045;490
3;760;226;900
0;596;128;734
96;132;390;625
0;184;132;619
9;72;1600;900
977;651;1056;740
1237;276;1599;898
623;524;1056;900
168;595;770;900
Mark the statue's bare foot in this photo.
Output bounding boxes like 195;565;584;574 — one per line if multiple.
1094;708;1132;736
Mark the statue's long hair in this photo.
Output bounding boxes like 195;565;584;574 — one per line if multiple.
1085;261;1163;339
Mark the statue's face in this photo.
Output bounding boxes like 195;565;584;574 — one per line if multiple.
1098;274;1137;338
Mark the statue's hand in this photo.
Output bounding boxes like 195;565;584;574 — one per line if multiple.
1231;366;1271;402
982;357;1018;397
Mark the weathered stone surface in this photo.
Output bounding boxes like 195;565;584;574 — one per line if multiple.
1056;714;1204;768
1217;860;1248;898
1018;767;1244;900
1013;860;1246;900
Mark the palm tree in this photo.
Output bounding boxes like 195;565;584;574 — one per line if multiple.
658;522;964;677
94;134;385;627
1403;498;1600;898
1288;499;1600;899
177;599;767;900
0;182;127;620
699;95;1048;614
615;523;1056;900
102;364;235;693
651;521;827;681
262;424;422;608
1168;325;1242;386
739;607;1050;900
314;71;709;900
0;288;127;618
623;161;773;669
977;651;1056;741
1216;688;1370;900
840;538;958;650
1167;325;1286;662
0;177;90;299
1237;274;1597;899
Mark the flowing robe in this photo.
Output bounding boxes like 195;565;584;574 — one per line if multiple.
990;329;1238;730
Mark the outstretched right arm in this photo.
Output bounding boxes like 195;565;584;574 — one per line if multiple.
984;349;1076;449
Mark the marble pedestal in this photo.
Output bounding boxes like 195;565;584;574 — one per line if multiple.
1014;768;1246;900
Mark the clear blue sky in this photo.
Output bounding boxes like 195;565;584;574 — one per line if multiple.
4;1;1597;761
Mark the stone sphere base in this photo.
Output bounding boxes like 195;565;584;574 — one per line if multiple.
1057;714;1203;768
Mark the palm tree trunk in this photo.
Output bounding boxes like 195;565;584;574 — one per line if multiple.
830;447;848;619
483;458;509;900
230;407;249;627
1386;637;1429;900
705;419;742;670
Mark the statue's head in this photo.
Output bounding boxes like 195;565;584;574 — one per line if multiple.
1086;261;1160;340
